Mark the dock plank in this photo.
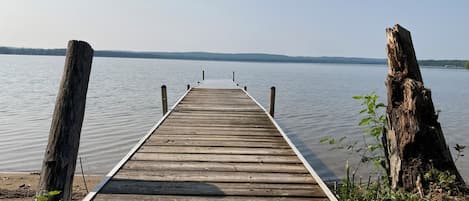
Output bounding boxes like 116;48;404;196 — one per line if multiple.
114;169;315;183
122;161;307;173
139;145;294;155
131;153;302;163
100;180;323;197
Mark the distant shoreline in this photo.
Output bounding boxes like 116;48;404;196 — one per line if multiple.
0;46;467;68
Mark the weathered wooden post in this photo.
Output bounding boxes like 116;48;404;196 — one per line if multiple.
232;71;235;82
202;70;205;80
187;84;190;90
161;85;168;115
244;86;247;91
38;40;93;201
269;86;276;117
383;24;465;192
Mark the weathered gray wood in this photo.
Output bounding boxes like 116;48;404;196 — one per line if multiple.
131;153;301;163
38;40;93;201
383;24;465;191
100;180;322;197
89;87;332;200
146;139;290;148
94;194;328;201
114;169;315;183
160;123;275;129
175;107;263;112
270;86;276;117
161;85;168;115
167;116;271;122
156;126;278;132
139;145;293;155
149;135;283;142
161;122;273;128
165;118;272;124
123;161;307;173
170;113;267;118
151;134;282;140
154;130;281;137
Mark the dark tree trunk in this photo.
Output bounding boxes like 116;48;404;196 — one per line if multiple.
38;40;93;201
382;24;465;192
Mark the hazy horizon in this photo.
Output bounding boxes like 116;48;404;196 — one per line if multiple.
1;0;468;60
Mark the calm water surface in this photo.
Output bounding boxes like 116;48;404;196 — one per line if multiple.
1;55;468;182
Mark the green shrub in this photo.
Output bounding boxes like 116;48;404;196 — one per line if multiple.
321;92;387;176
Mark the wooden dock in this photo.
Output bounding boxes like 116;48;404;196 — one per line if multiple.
84;80;336;201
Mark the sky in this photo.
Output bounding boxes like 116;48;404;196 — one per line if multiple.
0;0;468;59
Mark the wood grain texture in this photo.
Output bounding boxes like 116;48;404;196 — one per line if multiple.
100;180;322;196
139;145;294;155
383;24;465;191
122;161;307;173
113;169;315;183
131;153;301;163
38;40;93;201
90;87;330;200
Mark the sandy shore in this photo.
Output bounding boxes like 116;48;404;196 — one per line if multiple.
0;172;102;201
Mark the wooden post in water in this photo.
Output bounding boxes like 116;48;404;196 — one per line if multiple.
232;71;235;82
161;85;168;115
202;70;205;80
244;86;247;91
269;86;276;117
383;24;465;192
38;40;93;201
187;84;190;90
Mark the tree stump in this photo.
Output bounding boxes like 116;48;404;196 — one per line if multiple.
382;24;464;192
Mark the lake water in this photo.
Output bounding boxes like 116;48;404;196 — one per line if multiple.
1;54;468;182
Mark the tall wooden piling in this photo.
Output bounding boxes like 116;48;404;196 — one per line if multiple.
244;86;247;91
232;71;235;82
202;70;205;80
187;84;190;90
38;40;93;201
161;85;168;115
269;86;276;117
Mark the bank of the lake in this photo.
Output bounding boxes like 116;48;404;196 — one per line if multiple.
0;172;102;200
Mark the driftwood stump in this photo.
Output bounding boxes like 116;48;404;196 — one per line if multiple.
382;24;464;192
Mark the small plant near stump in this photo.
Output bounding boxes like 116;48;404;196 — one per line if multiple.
35;190;61;201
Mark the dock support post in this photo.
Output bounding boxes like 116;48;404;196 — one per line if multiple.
269;86;276;117
202;70;205;80
187;84;190;90
38;40;93;201
161;85;168;115
232;71;235;82
244;86;247;91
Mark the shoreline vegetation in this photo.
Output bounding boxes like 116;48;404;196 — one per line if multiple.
0;172;101;200
1;46;468;69
320;24;469;201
